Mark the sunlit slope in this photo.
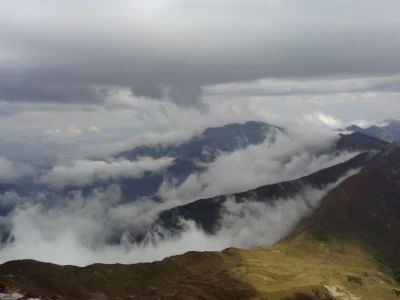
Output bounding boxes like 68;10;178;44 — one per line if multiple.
0;244;399;299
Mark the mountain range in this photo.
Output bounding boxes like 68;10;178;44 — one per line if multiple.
346;119;400;141
1;121;399;299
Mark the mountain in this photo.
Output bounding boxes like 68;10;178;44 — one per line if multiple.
59;121;280;201
336;132;390;152
124;151;373;244
1;137;400;299
346;119;400;141
119;121;278;163
287;141;400;279
112;132;388;244
62;125;385;203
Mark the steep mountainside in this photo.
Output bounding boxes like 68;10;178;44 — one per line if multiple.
152;152;372;237
133;132;388;241
288;142;400;278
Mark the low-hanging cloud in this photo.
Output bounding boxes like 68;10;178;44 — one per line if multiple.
0;118;366;267
39;157;174;188
0;168;359;266
158;126;356;202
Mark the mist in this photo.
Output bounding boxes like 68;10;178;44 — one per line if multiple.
0;168;358;266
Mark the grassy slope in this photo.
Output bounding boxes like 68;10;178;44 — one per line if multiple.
0;241;399;300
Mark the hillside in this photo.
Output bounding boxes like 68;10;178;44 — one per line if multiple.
0;240;399;299
287;142;400;278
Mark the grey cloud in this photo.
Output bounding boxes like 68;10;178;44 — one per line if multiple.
0;81;106;104
0;157;35;182
131;82;208;111
130;82;164;100
205;75;400;97
0;0;399;109
39;157;175;189
166;85;208;111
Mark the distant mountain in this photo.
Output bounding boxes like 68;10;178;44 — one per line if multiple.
346;119;400;141
63;121;280;200
67;124;384;202
119;121;278;163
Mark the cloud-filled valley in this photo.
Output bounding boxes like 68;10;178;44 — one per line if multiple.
0;121;365;266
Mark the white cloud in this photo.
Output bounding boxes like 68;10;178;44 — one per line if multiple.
44;128;61;135
158;127;355;201
298;111;343;129
88;125;100;132
39;157;174;188
67;126;82;135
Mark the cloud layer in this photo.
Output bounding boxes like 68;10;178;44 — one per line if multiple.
0;157;34;182
0;0;399;109
0;168;358;266
40;157;174;188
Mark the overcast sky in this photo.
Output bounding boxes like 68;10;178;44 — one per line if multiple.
0;0;400;144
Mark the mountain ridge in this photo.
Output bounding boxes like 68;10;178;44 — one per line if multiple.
0;129;398;299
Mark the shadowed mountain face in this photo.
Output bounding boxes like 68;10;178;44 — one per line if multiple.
336;132;389;152
151;152;372;237
290;142;400;277
347;119;400;141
